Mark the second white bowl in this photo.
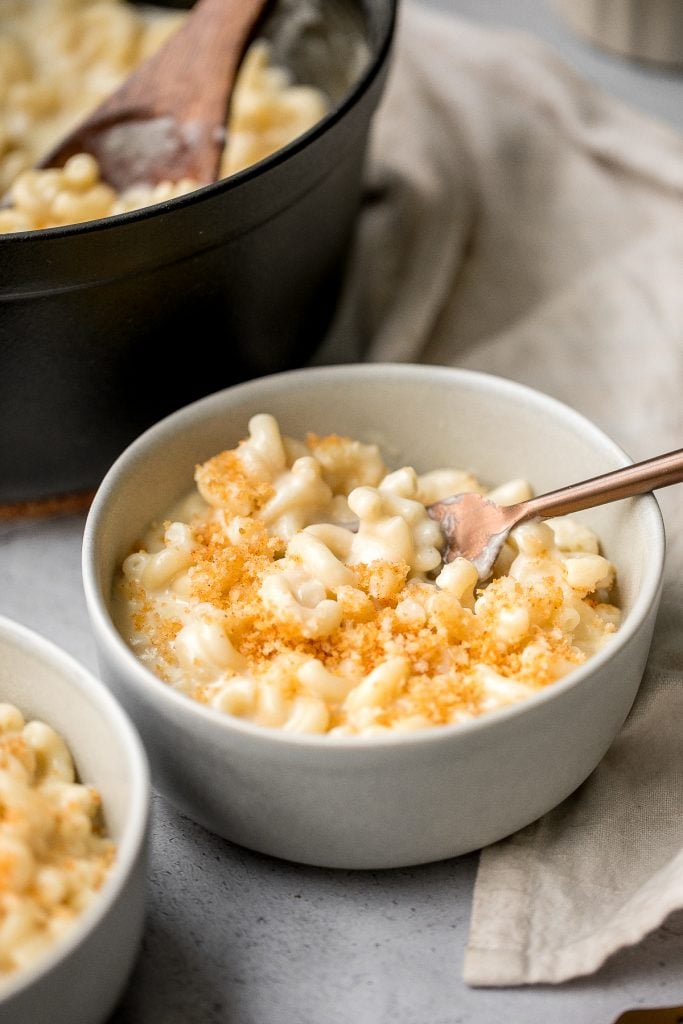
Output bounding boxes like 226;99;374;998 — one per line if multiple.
0;616;150;1024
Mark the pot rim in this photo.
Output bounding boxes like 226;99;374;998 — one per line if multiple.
0;0;398;246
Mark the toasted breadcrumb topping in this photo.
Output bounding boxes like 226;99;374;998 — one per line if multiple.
116;417;619;736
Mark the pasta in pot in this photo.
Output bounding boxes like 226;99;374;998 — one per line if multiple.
0;703;115;980
114;414;621;737
0;0;330;232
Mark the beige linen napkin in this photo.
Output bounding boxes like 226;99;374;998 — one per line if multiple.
323;0;683;986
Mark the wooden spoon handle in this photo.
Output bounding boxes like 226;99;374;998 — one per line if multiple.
97;0;268;128
39;0;271;188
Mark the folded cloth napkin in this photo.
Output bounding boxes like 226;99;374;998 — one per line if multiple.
321;0;683;987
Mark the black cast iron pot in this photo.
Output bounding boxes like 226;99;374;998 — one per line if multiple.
0;0;396;505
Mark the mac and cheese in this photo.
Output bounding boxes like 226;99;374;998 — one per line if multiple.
115;415;621;736
0;703;114;979
0;0;330;232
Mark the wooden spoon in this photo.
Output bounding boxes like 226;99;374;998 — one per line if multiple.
427;447;683;580
37;0;272;191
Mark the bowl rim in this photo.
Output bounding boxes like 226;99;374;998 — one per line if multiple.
0;614;151;1004
82;362;666;752
0;0;398;244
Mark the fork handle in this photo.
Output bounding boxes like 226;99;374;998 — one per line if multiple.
517;447;683;522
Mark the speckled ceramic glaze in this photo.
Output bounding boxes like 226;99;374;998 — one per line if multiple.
0;617;150;1024
82;364;665;869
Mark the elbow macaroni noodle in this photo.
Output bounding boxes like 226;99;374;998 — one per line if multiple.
115;414;621;737
0;0;330;232
0;703;114;980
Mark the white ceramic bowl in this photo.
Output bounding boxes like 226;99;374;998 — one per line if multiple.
0;616;150;1024
82;364;665;870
